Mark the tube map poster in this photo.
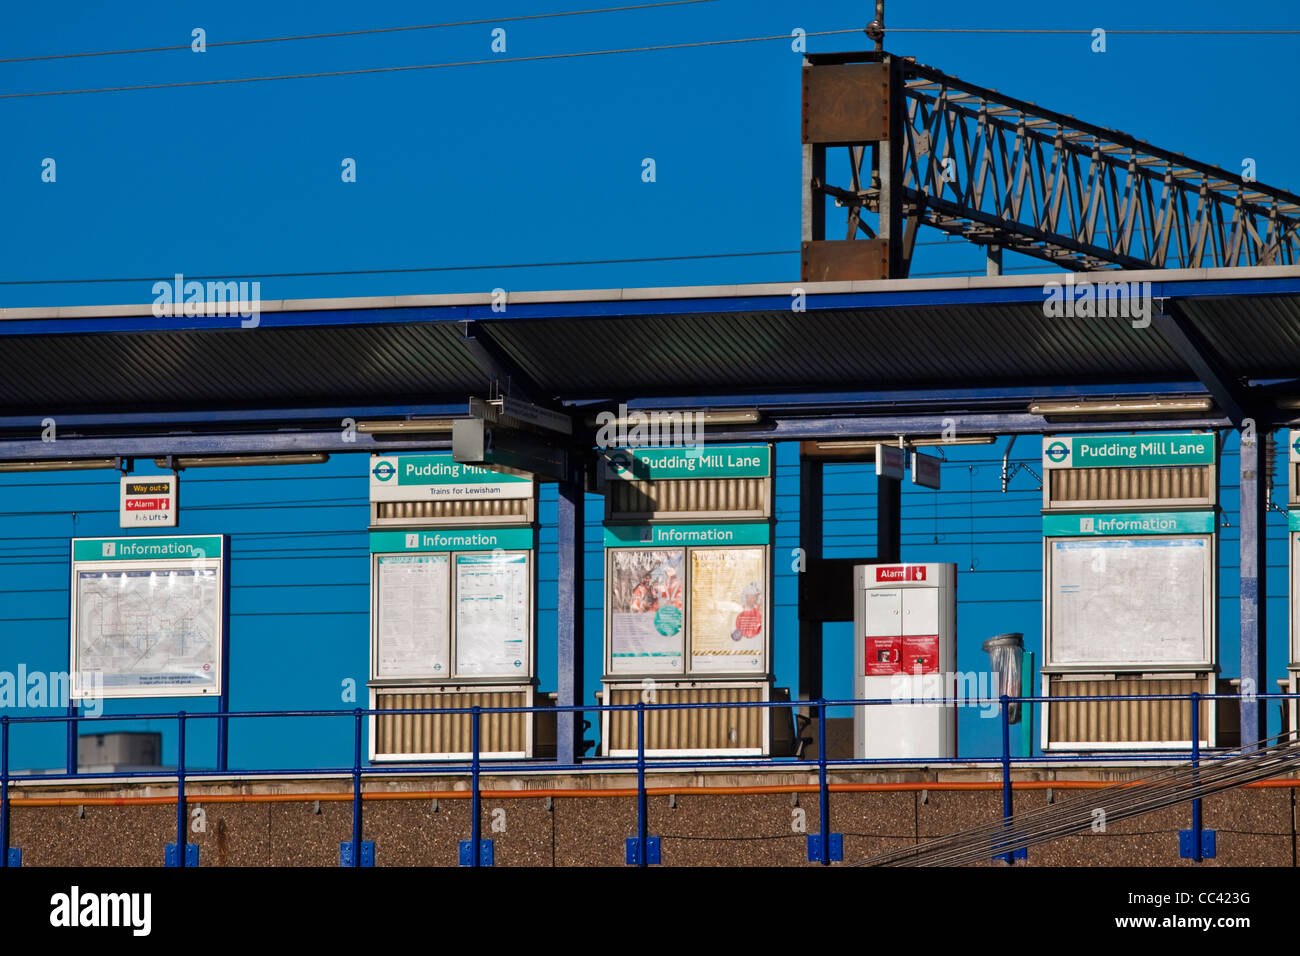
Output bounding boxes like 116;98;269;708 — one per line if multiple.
75;568;221;696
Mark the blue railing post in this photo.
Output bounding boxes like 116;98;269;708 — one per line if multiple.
636;701;647;867
351;707;363;868
817;698;830;866
999;694;1014;864
216;705;228;775
1;715;9;868
1190;692;1203;863
176;711;187;867
65;699;76;775
470;705;481;869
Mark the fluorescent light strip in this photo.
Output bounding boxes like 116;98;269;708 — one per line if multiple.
355;419;458;434
154;454;329;469
1029;398;1213;416
0;458;122;473
583;408;762;427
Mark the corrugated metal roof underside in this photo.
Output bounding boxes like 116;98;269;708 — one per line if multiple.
492;305;1189;396
1179;295;1300;375
0;323;486;410
3;295;1299;413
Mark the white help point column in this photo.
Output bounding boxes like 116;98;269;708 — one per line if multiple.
854;564;957;759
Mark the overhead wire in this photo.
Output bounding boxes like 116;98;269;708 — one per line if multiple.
0;1;720;64
0;28;864;99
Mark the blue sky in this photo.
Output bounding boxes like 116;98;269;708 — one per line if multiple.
3;0;1299;306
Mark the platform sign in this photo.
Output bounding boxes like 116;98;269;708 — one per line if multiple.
1042;433;1215;470
875;444;904;480
70;536;225;699
370;452;532;502
120;476;177;528
911;451;941;489
601;444;770;481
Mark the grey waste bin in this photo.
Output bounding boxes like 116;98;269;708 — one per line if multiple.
982;632;1024;724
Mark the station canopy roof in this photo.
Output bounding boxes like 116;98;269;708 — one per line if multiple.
1;265;1298;456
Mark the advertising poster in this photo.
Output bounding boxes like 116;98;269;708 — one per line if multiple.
689;548;765;673
455;552;530;677
608;549;685;673
374;554;450;678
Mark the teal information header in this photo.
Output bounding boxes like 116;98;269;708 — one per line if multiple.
1042;511;1216;537
604;522;771;547
370;527;534;553
602;444;770;481
1043;434;1214;469
73;535;224;562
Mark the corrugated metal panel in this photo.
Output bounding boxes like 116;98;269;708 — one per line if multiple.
1047;465;1213;507
375;688;528;756
606;477;768;520
1047;676;1208;745
373;498;532;524
605;685;764;752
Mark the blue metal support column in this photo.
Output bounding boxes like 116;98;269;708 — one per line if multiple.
877;471;901;563
1239;428;1267;747
1;715;15;867
556;464;586;765
798;457;824;702
216;543;231;772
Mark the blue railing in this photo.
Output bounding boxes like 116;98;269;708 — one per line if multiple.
1;690;1296;868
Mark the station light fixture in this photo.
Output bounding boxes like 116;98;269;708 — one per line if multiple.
354;418;459;434
0;457;125;473
903;436;998;447
154;454;330;469
1028;397;1213;417
583;408;762;427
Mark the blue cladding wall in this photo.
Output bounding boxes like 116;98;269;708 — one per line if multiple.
0;433;1290;771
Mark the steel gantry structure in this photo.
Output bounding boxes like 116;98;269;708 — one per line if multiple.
801;52;1300;281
